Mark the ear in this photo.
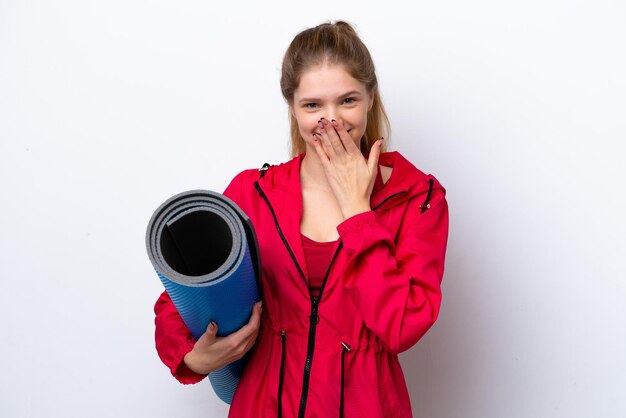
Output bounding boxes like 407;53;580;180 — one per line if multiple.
367;92;374;112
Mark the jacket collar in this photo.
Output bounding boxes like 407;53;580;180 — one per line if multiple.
254;151;436;283
259;151;428;203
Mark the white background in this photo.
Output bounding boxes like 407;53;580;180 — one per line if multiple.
1;1;625;417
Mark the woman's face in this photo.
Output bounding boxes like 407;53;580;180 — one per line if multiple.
291;63;374;151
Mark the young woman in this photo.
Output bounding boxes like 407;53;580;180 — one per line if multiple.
154;20;449;418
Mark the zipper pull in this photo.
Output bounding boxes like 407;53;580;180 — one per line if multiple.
310;299;320;324
341;342;351;352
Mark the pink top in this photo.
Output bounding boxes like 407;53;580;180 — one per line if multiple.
301;234;337;299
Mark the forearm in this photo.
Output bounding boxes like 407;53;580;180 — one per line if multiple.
154;291;208;384
337;196;448;354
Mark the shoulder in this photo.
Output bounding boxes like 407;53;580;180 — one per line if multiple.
229;168;261;183
228;166;265;185
223;154;302;199
223;167;262;199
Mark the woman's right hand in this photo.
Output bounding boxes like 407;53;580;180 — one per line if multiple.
183;301;262;375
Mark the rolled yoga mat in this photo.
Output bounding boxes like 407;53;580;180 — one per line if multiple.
145;190;261;404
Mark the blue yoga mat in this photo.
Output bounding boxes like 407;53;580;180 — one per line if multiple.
145;190;261;404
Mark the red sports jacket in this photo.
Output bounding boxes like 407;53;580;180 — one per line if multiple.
154;151;449;417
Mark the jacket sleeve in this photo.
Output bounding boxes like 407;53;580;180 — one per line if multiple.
152;170;249;383
154;291;208;384
336;178;449;354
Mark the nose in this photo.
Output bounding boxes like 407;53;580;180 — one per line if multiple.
323;104;342;121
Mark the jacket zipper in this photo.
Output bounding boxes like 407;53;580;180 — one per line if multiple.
339;342;351;418
372;190;407;211
277;330;286;418
254;182;308;286
298;245;340;418
254;181;342;418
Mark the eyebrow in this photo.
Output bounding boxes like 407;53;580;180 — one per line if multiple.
298;90;362;104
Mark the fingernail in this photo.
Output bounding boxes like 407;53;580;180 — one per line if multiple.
209;322;216;330
318;121;324;129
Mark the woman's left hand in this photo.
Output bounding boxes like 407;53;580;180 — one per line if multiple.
313;118;383;219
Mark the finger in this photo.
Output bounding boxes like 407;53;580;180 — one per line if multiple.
242;330;259;353
236;323;259;355
331;119;359;154
232;330;259;361
313;134;331;166
232;301;262;340
200;321;218;345
321;118;345;153
367;138;383;174
242;320;260;348
221;303;262;360
250;301;262;325
318;119;338;157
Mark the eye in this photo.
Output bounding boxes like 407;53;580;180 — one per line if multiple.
304;103;318;109
343;97;356;104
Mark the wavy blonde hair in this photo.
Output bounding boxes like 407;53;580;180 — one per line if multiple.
280;20;391;157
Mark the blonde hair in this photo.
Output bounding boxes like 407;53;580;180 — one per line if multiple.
280;20;391;157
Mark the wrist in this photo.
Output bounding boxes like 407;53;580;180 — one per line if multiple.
340;200;371;220
183;348;210;375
